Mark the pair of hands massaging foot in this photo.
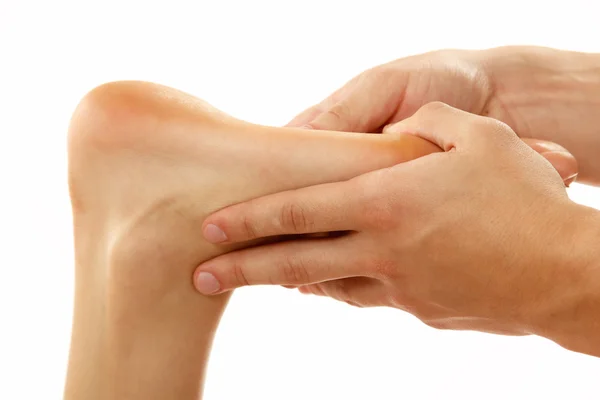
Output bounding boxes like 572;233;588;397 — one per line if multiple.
196;101;591;343
194;46;600;357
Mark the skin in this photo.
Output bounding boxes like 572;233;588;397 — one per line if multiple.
195;47;600;358
288;46;600;185
65;79;579;398
64;80;445;399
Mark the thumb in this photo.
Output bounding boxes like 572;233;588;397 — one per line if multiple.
304;70;408;133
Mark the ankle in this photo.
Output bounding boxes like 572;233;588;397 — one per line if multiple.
66;81;231;399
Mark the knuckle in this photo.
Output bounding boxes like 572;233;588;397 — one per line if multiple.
419;101;451;115
468;117;517;145
241;213;258;240
230;256;250;287
326;102;351;122
332;279;350;300
357;172;396;230
489;118;514;134
280;254;311;285
488;119;517;141
365;65;397;84
279;201;310;233
306;284;324;296
321;280;357;306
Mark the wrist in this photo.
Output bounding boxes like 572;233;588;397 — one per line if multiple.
527;202;600;357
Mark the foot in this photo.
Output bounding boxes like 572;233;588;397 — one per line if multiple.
64;81;440;399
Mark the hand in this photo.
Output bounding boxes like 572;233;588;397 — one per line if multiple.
194;102;591;338
286;46;600;185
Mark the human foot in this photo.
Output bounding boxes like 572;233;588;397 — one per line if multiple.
64;81;442;399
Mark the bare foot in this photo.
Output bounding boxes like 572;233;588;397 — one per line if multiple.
64;81;440;399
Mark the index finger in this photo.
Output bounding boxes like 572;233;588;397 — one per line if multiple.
202;179;367;244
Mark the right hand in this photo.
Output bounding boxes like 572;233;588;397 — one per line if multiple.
196;102;600;356
288;46;596;185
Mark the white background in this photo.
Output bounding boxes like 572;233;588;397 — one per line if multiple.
1;1;600;399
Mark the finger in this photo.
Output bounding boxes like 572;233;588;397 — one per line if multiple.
302;277;385;308
298;285;316;295
285;76;359;128
194;234;370;294
202;179;364;244
306;69;406;133
385;105;579;184
521;137;570;154
383;101;518;151
285;105;326;128
521;138;578;185
423;317;529;335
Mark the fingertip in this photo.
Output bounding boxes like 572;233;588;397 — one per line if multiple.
194;270;222;295
203;223;228;244
298;286;311;294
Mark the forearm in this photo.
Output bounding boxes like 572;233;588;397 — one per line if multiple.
484;46;600;185
528;203;600;357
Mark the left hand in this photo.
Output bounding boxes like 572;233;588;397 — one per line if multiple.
193;102;587;336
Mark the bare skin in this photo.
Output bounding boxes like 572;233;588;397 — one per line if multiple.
64;81;578;399
193;46;600;357
64;80;440;399
197;103;600;357
285;46;600;185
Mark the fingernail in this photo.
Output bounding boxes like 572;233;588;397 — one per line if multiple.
564;175;577;187
299;124;313;130
195;272;221;294
203;224;228;243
